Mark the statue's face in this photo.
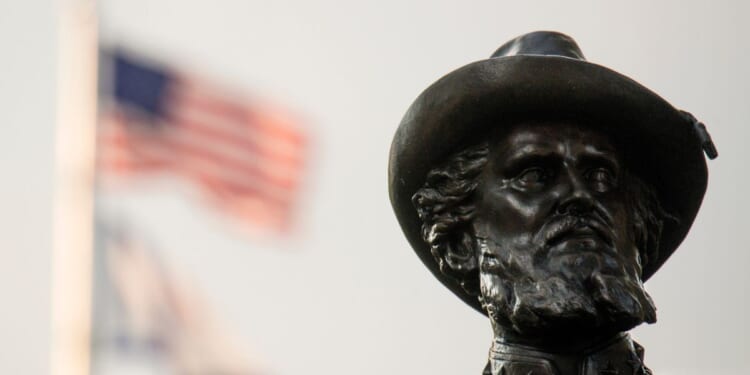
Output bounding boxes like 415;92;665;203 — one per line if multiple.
472;122;656;337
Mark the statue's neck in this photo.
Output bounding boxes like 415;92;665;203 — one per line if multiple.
494;326;624;352
485;333;651;375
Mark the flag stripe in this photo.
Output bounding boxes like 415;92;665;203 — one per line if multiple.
173;83;306;147
98;131;295;207
98;122;300;193
171;113;303;167
97;51;308;232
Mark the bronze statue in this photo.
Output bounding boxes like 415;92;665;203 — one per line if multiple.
388;31;717;375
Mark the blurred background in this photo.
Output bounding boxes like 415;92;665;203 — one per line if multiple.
1;0;748;374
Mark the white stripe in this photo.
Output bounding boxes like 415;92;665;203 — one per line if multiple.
98;134;295;204
99;112;304;181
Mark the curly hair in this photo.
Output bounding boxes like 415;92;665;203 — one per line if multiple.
411;143;489;297
411;143;671;297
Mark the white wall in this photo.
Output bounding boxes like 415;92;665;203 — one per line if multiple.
98;1;750;373
3;0;749;374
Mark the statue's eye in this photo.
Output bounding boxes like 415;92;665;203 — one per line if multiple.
585;167;617;192
516;167;549;188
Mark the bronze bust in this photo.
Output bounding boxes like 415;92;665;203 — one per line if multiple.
388;31;717;375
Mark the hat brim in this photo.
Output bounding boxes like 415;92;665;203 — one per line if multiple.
389;55;708;315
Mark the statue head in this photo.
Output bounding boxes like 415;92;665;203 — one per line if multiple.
412;121;668;338
388;31;715;342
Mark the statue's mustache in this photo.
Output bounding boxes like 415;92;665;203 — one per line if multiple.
540;213;615;249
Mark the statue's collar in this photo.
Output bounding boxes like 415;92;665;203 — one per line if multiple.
485;333;651;375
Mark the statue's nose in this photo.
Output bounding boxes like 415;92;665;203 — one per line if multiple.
555;169;595;216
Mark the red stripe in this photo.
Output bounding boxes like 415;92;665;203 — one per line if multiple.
184;169;291;208
211;196;288;231
104;107;300;189
201;181;290;230
99;126;299;191
98;126;295;208
168;136;299;190
170;112;304;167
99;145;293;206
247;108;307;147
172;88;306;147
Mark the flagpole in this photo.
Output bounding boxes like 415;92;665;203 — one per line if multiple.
51;0;98;374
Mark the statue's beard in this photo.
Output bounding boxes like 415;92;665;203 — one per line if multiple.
478;238;657;337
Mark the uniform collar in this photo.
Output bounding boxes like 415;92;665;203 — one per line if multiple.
484;333;651;375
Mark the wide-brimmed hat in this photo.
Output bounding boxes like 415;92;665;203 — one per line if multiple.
389;31;717;314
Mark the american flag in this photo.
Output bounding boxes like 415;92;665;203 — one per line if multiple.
97;50;308;232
